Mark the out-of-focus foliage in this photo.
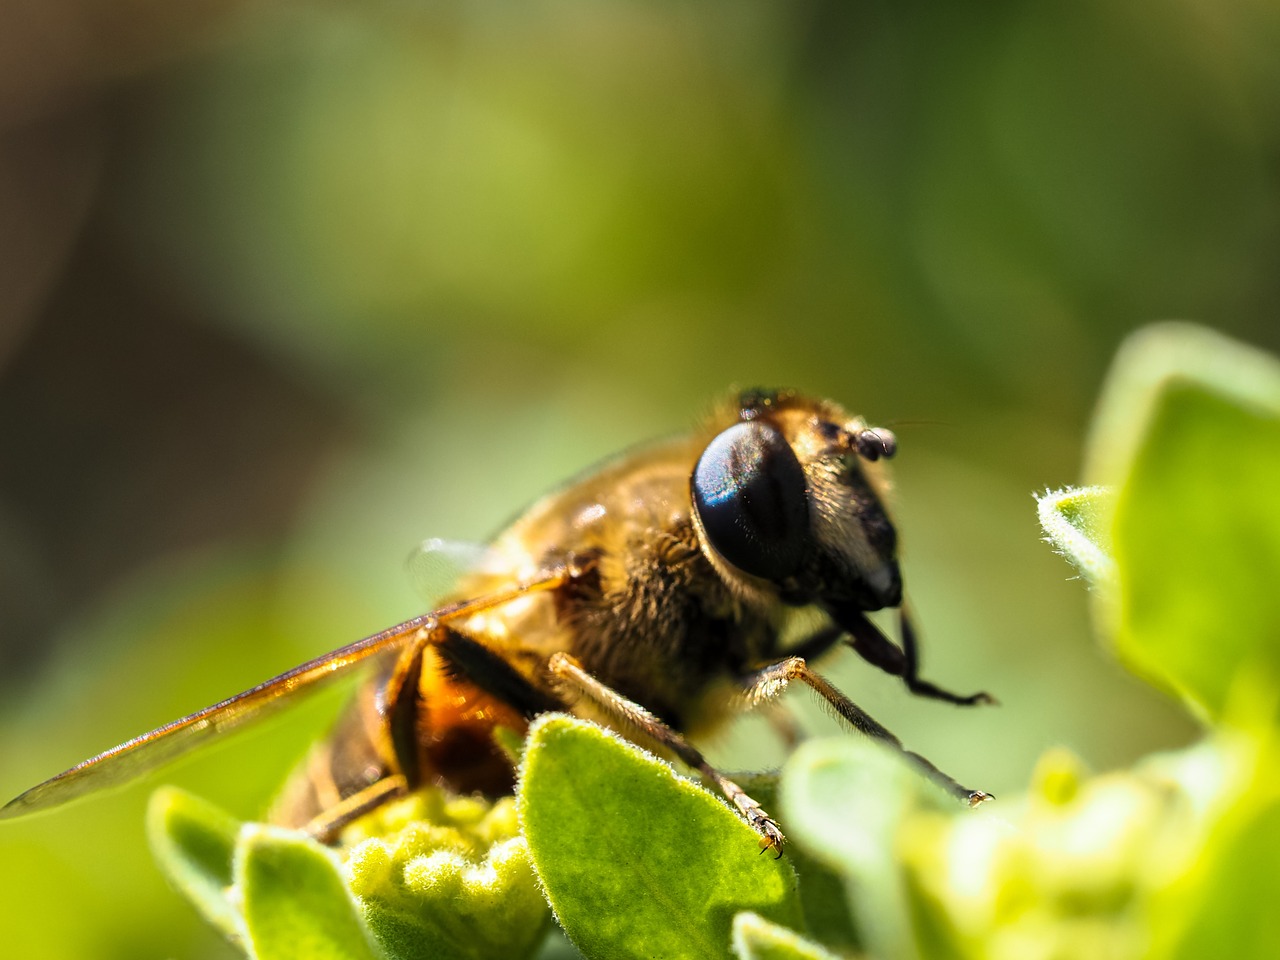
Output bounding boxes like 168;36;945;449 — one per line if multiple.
783;731;1278;960
1044;324;1280;722
238;827;382;960
1086;324;1280;721
980;324;1280;960
149;786;245;944
3;0;1279;956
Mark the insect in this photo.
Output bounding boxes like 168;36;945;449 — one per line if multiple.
2;389;993;852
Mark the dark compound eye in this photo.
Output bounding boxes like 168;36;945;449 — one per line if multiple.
692;422;810;581
854;427;897;461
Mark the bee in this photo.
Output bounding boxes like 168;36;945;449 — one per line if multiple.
2;389;993;852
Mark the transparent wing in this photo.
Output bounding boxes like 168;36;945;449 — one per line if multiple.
1;571;566;819
406;537;508;603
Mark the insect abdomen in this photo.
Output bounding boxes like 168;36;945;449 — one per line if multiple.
268;650;526;829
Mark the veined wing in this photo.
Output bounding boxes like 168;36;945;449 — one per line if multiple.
1;571;565;820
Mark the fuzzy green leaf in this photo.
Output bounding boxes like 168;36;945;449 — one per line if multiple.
518;715;802;960
1036;485;1116;587
147;786;245;944
343;794;549;960
238;826;384;960
731;912;844;960
1084;323;1280;721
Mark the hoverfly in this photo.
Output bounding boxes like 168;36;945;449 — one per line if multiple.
3;389;993;852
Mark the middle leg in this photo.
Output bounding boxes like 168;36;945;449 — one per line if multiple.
739;656;992;806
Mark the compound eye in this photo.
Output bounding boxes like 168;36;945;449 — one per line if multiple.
854;427;897;461
692;422;809;581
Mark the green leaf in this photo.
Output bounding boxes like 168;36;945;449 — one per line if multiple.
731;912;844;960
238;825;384;960
518;715;802;960
1036;485;1116;587
343;795;549;960
147;786;245;944
1084;323;1280;721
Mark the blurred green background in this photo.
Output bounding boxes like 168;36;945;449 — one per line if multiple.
1;0;1277;956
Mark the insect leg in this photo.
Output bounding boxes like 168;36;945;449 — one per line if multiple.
434;628;567;719
302;775;409;843
372;568;576;791
293;627;437;842
829;603;995;706
547;653;786;855
739;656;992;806
897;607;995;704
299;624;564;842
751;626;846;750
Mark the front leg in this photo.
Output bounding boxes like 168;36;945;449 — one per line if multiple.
547;653;786;856
898;606;996;705
828;601;996;707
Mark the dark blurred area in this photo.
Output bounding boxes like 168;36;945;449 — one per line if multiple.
0;235;347;680
2;0;1278;956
